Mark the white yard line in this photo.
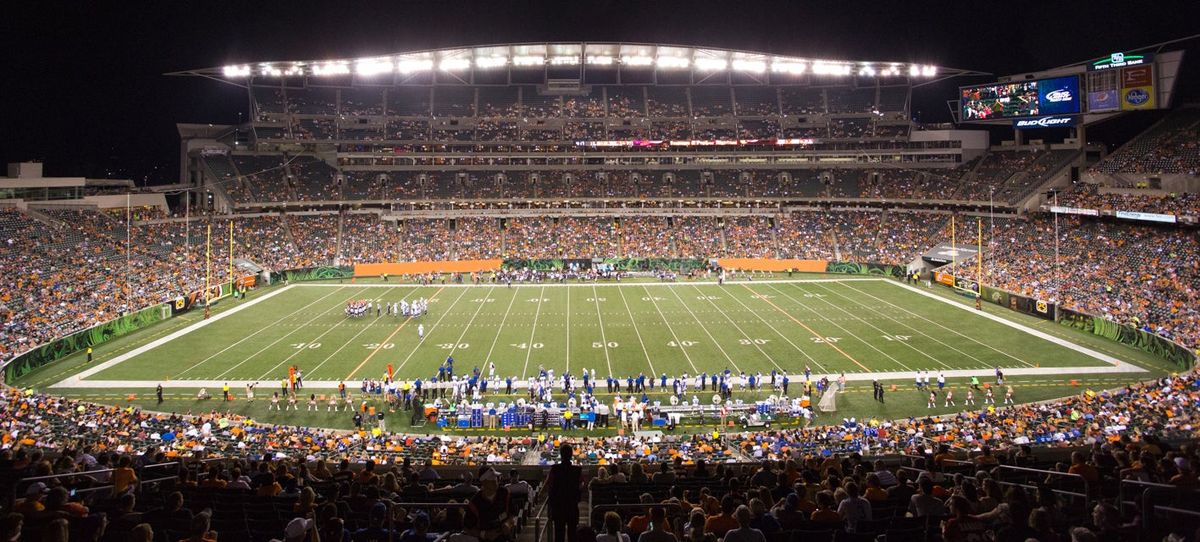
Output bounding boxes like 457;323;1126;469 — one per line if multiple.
294;278;884;289
641;285;701;374
791;282;952;370
565;285;571;373
249;288;377;380
723;284;827;373
766;283;913;372
175;286;350;378
306;287;419;379
811;282;1007;370
211;288;369;380
616;285;657;377
592;285;615;377
51;364;1148;390
689;284;784;373
483;287;521;369
846;282;1053;368
520;286;547;379
662;284;741;372
62;284;299;385
446;286;495;359
391;287;472;374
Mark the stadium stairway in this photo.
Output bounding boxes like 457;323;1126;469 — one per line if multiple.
335;211;345;262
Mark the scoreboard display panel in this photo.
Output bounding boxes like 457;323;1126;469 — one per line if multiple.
960;76;1080;120
960;81;1039;120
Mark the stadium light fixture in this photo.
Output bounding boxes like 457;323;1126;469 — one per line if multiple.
512;55;545;67
732;59;767;73
550;55;580;66
312;61;350;76
922;65;938;77
440;58;471;71
476;56;508;69
223;65;252;78
812;61;852;76
858;65;876;76
397;59;434;74
284;64;305;77
770;60;806;75
621;55;654;67
586;55;615;66
355;58;394;76
656;56;690;69
694;57;728;71
259;64;283;77
881;64;902;77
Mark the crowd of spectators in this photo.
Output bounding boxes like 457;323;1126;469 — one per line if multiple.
3;368;1199;540
6;203;1198;369
1094;107;1200;176
944;214;1200;349
1056;184;1200;217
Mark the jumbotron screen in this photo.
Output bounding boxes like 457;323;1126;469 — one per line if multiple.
960;76;1080;120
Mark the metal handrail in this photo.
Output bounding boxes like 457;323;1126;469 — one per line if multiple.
1117;479;1177;510
998;464;1090;499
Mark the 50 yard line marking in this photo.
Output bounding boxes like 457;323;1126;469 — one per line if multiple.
616;285;656;378
520;286;547;379
592;285;614;377
740;284;870;372
348;286;456;379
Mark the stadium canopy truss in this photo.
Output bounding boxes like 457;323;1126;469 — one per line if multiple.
167;42;986;87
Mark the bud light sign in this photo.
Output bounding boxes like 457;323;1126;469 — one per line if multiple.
1013;116;1077;129
1036;76;1081;115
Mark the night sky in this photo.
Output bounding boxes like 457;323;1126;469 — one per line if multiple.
4;0;1199;184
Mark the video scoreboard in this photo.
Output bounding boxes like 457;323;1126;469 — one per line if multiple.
959;76;1080;121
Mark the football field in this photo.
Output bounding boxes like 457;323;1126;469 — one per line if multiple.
49;277;1149;391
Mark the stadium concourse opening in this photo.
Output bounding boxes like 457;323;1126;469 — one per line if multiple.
3;31;1200;542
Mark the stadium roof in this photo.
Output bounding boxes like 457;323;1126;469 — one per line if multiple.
168;42;985;85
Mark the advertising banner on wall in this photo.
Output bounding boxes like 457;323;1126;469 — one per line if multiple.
4;303;168;382
1120;64;1156;110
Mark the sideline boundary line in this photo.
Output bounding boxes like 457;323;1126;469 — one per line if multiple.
879;280;1140;370
57;285;298;386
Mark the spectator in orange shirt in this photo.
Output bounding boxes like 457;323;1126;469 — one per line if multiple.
626;493;665;537
1068;452;1100;484
704;495;740;538
809;491;843;526
112;455;139;495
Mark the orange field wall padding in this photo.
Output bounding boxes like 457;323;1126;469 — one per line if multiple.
716;258;828;272
353;260;504;277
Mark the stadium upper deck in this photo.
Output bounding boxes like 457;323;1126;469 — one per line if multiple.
174;43;983;147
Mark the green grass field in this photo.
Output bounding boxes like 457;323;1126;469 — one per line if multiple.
15;275;1175;433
